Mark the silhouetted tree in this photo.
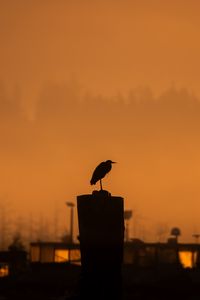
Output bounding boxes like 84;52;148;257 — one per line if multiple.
155;222;169;242
8;233;25;251
60;232;71;243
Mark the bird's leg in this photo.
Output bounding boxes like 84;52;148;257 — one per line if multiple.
100;179;103;190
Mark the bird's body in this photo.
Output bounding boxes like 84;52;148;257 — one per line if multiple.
90;160;116;190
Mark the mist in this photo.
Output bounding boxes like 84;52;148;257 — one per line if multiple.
1;81;200;244
1;0;200;246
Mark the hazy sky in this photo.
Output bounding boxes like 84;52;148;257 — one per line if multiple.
1;0;200;244
1;0;200;99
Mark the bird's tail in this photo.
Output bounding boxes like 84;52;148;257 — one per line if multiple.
90;179;95;185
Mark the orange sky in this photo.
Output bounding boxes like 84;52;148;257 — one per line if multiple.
1;0;200;244
1;1;200;98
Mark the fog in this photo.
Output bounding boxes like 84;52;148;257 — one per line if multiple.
1;0;200;246
1;82;200;244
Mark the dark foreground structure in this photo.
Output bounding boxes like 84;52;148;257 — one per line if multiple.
2;241;200;299
77;190;124;299
2;189;200;299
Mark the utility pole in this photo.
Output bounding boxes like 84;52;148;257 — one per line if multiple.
66;202;75;244
124;210;132;242
66;202;75;264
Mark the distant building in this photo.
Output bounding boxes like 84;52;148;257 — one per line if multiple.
30;242;81;264
124;240;200;269
0;250;27;276
30;240;200;269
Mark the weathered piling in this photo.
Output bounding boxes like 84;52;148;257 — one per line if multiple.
77;190;124;299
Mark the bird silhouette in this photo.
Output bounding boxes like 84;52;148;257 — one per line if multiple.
90;160;116;190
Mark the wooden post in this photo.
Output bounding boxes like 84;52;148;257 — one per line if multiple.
77;190;124;299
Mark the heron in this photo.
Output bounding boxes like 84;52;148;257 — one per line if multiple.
90;160;116;190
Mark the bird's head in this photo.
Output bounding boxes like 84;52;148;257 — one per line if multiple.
106;160;116;164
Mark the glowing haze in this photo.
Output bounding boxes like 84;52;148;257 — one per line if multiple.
1;0;200;244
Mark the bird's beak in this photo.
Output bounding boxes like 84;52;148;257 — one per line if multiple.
112;161;117;163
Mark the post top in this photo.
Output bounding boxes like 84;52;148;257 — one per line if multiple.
77;190;124;202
